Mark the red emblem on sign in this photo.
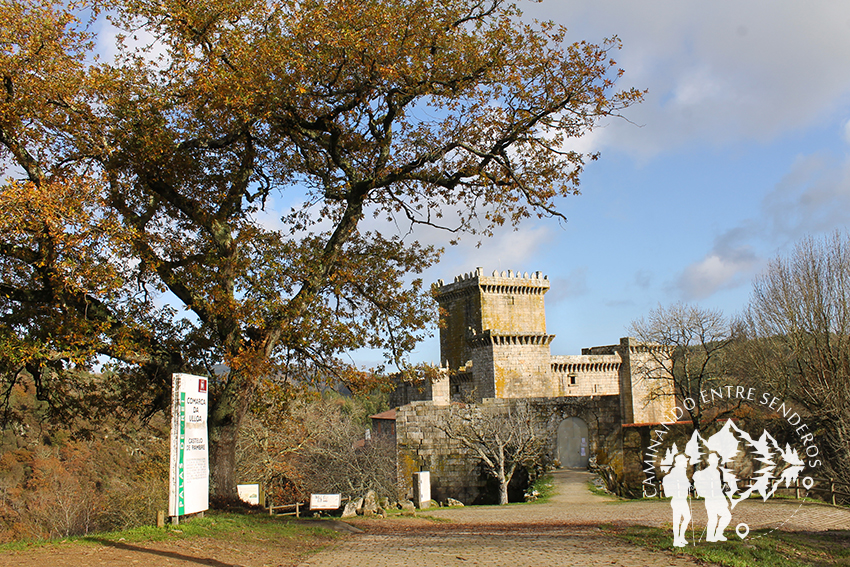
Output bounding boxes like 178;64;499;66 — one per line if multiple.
199;379;208;393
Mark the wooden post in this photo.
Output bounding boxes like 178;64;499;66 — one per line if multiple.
831;478;837;506
795;477;800;500
157;510;165;528
296;502;300;519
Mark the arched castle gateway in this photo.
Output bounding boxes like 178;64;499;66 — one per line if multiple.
390;268;676;504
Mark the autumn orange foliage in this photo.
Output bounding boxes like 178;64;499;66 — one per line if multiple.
0;0;643;497
0;380;169;541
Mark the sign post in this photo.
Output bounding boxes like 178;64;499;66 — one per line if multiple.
169;373;210;523
413;471;431;509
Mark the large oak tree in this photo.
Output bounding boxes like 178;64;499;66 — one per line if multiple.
0;0;642;496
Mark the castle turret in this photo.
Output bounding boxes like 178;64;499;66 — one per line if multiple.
435;268;555;400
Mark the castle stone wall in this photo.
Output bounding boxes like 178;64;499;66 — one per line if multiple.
436;282;481;372
395;401;480;503
618;338;677;424
550;354;621;396
396;395;624;504
399;268;680;499
478;273;549;335
469;345;495;399
491;341;557;398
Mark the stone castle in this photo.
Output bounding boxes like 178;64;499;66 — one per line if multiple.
431;267;672;424
390;268;675;503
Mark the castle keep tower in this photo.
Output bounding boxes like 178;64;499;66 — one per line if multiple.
435;268;556;400
433;267;676;423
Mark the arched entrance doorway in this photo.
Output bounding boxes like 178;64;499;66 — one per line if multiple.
556;417;589;468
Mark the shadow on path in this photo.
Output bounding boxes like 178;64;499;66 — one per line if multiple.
85;539;235;567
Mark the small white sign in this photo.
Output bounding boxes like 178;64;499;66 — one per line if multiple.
237;484;261;506
414;471;431;506
310;493;341;510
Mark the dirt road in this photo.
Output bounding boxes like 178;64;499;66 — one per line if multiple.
4;470;849;566
298;469;850;567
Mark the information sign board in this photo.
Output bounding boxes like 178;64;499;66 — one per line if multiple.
169;373;209;517
309;494;341;510
237;484;261;506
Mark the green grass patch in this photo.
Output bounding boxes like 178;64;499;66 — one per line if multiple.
586;479;623;500
606;524;850;567
0;511;339;552
523;474;555;504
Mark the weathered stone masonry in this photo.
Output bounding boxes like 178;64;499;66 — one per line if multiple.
396;395;623;504
394;268;676;502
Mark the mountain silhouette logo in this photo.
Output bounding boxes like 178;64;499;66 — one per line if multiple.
658;419;812;546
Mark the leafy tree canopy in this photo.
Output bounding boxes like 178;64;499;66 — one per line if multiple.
0;0;642;494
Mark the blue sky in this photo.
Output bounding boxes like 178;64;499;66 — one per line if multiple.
89;1;850;370
397;0;850;366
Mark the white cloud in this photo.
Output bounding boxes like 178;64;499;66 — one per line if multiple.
676;223;762;300
677;249;759;300
676;152;850;299
528;0;850;157
670;66;731;108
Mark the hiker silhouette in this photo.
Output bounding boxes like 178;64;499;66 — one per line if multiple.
692;453;731;542
662;453;692;547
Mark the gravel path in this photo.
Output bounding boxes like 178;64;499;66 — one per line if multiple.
297;469;850;567
426;469;850;534
295;524;702;567
7;470;844;567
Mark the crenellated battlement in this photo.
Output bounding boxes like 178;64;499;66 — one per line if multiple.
468;330;556;348
435;266;484;288
551;357;622;374
436;267;550;300
437;267;549;286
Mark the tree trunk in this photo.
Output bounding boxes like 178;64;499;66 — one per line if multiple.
208;370;256;499
498;473;509;505
209;419;240;499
